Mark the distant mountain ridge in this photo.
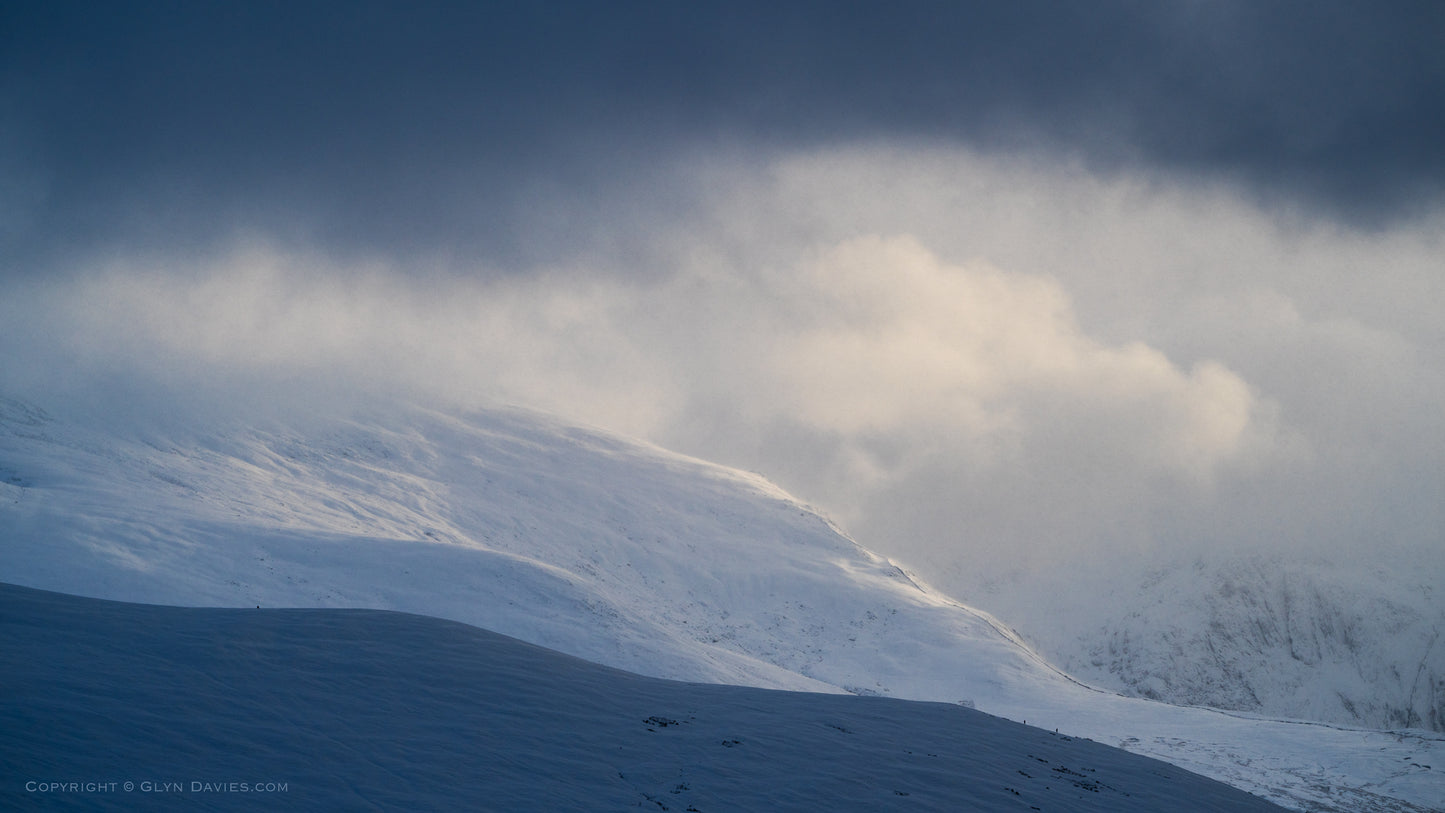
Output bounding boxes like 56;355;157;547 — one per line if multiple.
1095;556;1442;732
959;552;1444;734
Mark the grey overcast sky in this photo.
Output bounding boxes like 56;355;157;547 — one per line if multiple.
5;1;1444;270
3;2;1443;603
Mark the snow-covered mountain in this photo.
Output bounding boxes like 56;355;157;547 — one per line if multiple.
1;395;1440;811
968;554;1444;734
1;582;1290;812
0;394;1048;695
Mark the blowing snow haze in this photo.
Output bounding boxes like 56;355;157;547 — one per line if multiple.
3;0;1444;731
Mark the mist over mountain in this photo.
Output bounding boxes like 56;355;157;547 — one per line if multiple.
953;553;1444;734
1;394;1439;812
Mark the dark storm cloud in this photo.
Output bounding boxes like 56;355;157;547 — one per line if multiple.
3;0;1443;275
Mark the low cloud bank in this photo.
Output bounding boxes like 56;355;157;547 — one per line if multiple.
4;146;1442;592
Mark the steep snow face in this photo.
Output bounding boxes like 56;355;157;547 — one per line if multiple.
0;395;1441;812
1109;558;1442;732
961;554;1445;733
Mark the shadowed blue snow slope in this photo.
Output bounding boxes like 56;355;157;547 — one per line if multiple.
1;396;1441;811
0;583;1285;812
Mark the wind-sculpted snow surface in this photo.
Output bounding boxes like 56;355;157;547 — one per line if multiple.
1;583;1290;812
0;396;1441;811
0;395;1048;695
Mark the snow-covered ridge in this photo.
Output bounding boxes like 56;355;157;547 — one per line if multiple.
0;395;1440;811
0;394;1051;696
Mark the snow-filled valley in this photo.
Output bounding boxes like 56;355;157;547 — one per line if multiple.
1;395;1441;811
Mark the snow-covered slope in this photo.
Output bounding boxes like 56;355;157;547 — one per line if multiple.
1;395;1440;811
0;394;1045;696
0;582;1291;812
